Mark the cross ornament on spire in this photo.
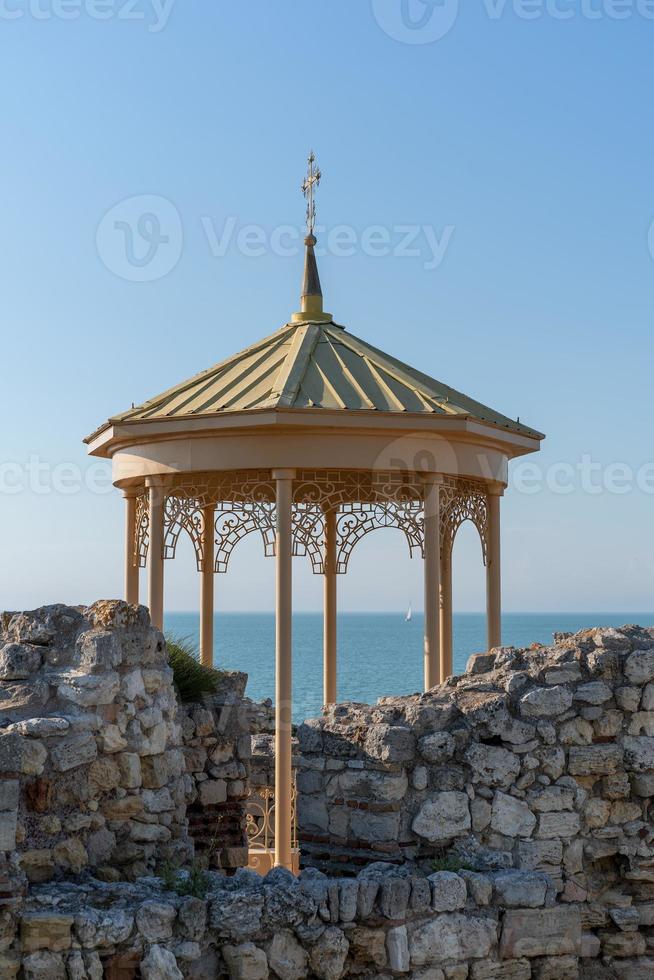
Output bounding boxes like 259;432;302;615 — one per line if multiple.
302;151;321;237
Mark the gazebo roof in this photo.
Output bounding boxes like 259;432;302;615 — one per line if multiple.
98;318;541;439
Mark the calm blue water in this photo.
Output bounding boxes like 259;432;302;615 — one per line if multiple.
164;612;654;723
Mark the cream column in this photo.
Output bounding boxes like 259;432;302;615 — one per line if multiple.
123;489;139;606
200;504;215;667
323;506;337;705
422;475;442;691
273;468;295;870
146;479;165;631
486;484;504;650
439;549;453;681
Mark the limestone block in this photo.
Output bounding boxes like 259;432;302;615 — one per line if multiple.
20;913;74;953
491;870;548;908
141;944;184;980
97;725;128;754
135;901;176;942
612;960;654;980
616;686;642;712
624;649;654;684
210;891;264;941
22;951;67;980
491;792;535;837
536;811;581;838
75;908;135;948
623;735;654;771
53;837;89;873
412;791;471;843
298;794;329;833
520;686;573;718
574;681;612;704
0;733;47;775
386;924;410;973
464;744;520;788
466;652;497;674
348;926;387;969
118;752;142;788
265;930;308;980
471;797;492;832
0;809;17;850
628;712;654;736
567;744;623;776
499;907;581;958
470;961;530;979
530;956;578;979
600;930;647;957
410;913;497;967
460;870;493;905
516;838;562;870
0;953;19;979
308;926;349;980
337;768;408;802
429;871;467;911
631;770;654;796
350;808;400;843
364;724;415;763
379;875;411;918
419;732;455;763
0;642;42;679
558;718;594;745
50;733;97;772
57;671;120;707
88;757;121;792
19;849;55;882
528;786;574;812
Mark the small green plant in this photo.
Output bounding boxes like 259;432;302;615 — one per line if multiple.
160;860;211;899
165;633;222;703
431;853;473;873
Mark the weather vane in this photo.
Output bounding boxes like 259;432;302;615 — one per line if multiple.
302;151;321;237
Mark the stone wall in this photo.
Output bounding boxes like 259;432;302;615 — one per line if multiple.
0;601;190;885
296;625;654;970
179;673;251;873
4;861;615;979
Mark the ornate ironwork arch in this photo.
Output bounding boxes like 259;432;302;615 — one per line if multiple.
440;481;488;565
163;495;204;569
214;502;276;574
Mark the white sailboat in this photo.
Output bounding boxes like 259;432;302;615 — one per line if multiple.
405;602;412;622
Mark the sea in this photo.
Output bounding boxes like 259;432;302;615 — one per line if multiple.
164;612;654;724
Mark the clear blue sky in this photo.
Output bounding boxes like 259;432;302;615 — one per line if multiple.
1;1;653;613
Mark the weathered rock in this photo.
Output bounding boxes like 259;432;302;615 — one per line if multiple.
141;945;183;980
491;870;548;907
265;930;308;980
465;744;520;788
625;649;654;684
568;744;623;775
429;871;467;911
491;792;535;837
308;926;349;980
50;734;97;773
410;913;497;966
520;686;573;718
412;792;471;843
499;907;581;958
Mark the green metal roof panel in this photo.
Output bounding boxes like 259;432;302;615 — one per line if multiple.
102;319;542;438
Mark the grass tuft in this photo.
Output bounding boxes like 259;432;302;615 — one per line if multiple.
166;633;222;703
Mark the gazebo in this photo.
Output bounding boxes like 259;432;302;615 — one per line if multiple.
85;157;544;869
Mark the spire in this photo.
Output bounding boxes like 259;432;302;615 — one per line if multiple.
292;151;331;323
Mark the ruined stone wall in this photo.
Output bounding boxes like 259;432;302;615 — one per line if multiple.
5;861;614;979
179;673;251;873
0;601;191;885
297;625;654;971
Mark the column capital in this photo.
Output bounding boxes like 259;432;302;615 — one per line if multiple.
487;481;506;497
272;468;297;481
145;475;168;489
122;486;140;499
418;472;445;486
